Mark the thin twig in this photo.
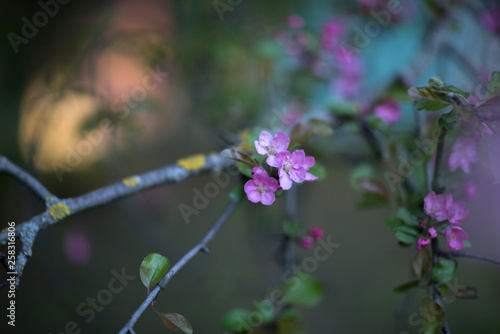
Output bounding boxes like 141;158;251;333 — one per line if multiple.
0;153;234;287
436;249;500;266
119;200;238;334
431;127;447;194
0;156;53;203
283;186;298;273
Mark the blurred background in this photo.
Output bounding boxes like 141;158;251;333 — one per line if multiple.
1;0;500;333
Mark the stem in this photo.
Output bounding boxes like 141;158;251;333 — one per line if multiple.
283;186;298;273
431;127;447;194
118;200;238;334
436;249;500;266
0;156;52;203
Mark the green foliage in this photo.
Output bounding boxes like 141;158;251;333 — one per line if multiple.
221;309;252;332
283;275;324;308
413;247;432;279
431;259;457;283
283;220;301;238
487;71;500;98
408;76;470;112
159;312;193;334
421;298;445;334
289;119;334;146
140;253;170;289
307;163;326;181
229;182;246;202
221;148;260;168
393;280;420;293
438;111;460;130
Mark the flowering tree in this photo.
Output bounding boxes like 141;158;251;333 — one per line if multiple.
2;1;500;333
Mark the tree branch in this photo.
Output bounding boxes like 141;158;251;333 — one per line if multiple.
119;200;238;334
0;153;234;286
436;249;500;266
0;155;53;203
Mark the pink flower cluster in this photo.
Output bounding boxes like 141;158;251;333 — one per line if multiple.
300;226;324;249
374;100;401;124
421;192;469;251
244;131;318;205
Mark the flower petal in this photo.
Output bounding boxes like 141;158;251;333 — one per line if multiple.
305;172;318;181
280;173;293;190
290;167;306;183
260;191;275;205
272;132;290;151
290;150;305;166
255;141;268;155
259;131;273;146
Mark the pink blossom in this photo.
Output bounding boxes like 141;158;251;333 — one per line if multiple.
428;227;437;239
321;19;346;50
416;238;430;251
448;138;478;174
244;168;279;205
446;198;468;224
463;181;477;201
309;226;324;240
255;131;290;166
445;226;468;250
374;100;401;124
287;14;305;29
481;10;500;32
271;150;317;190
424;192;450;222
300;236;314;249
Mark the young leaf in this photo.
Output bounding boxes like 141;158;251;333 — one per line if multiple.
220;148;259;167
289;118;334;145
393;280;420;293
394;225;419;245
456;285;478;299
306;163;326;181
283;275;324;308
229;182;246;202
487;71;500;98
283;219;301;238
438;111;460;130
140;253;170;289
159;312;193;334
421;297;445;334
413;247;432;279
431;258;457;283
221;309;251;331
396;208;418;226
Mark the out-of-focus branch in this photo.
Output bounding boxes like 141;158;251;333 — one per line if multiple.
0;153;234;286
436;249;500;266
118;200;238;334
0;156;53;202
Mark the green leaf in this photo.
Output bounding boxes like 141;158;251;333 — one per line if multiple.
385;216;401;231
236;162;253;179
229;182;246;202
438;111;460;130
159;312;193;334
277;317;308;334
456;285;478;299
328;100;359;118
284;275;324;308
140;253;170;289
413;247;432;279
289;118;334;145
283;220;301;238
306;163;326;181
396;208;418;226
220;148;259;167
487;71;500;98
421;298;445;334
414;99;451;111
349;164;375;190
393;280;420;293
431;259;457;283
357;191;389;209
221;309;251;332
394;225;419;245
